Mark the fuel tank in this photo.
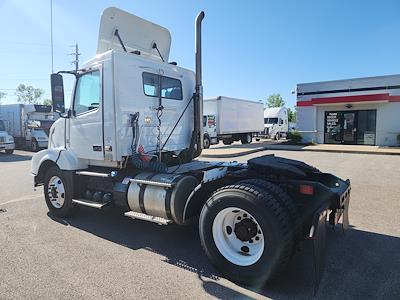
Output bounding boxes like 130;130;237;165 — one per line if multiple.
127;172;199;224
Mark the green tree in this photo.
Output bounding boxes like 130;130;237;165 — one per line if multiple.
287;107;297;122
15;84;44;104
0;91;6;105
42;98;52;106
266;93;285;108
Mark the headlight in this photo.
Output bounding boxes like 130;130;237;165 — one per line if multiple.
7;136;14;143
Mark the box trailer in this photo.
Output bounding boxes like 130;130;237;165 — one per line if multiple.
203;96;264;145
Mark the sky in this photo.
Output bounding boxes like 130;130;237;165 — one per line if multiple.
0;0;400;109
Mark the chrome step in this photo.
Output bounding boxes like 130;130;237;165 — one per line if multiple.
129;178;174;188
124;211;171;225
75;171;110;178
72;198;111;209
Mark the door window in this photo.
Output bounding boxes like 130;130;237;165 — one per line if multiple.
74;70;100;115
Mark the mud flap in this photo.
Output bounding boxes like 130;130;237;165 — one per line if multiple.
309;209;328;296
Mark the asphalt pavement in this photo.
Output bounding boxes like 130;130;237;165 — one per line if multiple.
0;149;399;299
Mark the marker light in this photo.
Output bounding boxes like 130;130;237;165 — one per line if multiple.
299;184;314;195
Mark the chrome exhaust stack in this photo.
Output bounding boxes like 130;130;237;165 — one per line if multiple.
193;11;205;158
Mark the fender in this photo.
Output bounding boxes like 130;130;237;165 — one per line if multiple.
31;147;88;176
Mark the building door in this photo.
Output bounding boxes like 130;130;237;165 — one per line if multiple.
342;112;356;144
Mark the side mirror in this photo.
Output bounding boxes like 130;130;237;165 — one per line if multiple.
50;73;65;114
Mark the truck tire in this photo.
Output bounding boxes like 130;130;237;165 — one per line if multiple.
240;133;252;144
44;166;78;217
203;135;211;149
237;179;302;244
31;139;39;152
199;184;292;285
222;139;232;145
5;149;14;154
274;133;280;140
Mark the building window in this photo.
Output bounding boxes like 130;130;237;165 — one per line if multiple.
324;110;376;145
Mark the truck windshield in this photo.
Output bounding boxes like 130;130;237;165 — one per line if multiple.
0;120;5;131
265;118;278;124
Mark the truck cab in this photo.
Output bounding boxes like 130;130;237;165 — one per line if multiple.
203;114;218;148
0;120;15;154
264;107;289;140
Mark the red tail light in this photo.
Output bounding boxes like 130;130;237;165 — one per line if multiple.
299;184;314;195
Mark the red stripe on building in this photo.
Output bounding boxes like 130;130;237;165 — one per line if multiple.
297;93;400;107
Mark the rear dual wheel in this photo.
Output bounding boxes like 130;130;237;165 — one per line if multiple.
199;184;293;285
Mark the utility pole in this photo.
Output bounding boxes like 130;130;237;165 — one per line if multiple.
69;43;80;72
50;0;54;73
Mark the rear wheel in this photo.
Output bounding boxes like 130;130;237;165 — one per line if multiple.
222;139;233;145
241;133;252;144
5;149;14;154
199;184;292;285
44;166;77;217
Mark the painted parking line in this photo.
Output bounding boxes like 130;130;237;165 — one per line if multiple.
0;194;43;206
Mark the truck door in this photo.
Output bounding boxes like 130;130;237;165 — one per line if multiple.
68;67;104;160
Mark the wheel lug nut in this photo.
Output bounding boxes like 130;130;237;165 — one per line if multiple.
241;246;249;253
226;226;232;235
243;213;247;218
249;239;253;244
237;216;241;220
255;236;260;241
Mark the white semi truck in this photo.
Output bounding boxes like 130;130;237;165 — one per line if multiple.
31;7;351;289
0;119;15;154
263;106;289;140
0;104;53;151
203;96;264;146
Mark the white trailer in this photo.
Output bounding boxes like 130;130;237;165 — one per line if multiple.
263;107;289;140
203;96;264;145
31;7;351;290
0;104;53;151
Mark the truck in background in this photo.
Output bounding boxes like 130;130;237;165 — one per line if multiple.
0;119;15;154
203;114;218;148
263;106;289;140
0;104;55;151
203;96;264;145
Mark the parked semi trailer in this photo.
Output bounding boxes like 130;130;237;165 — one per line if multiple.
203;96;264;146
0;104;54;151
31;7;350;290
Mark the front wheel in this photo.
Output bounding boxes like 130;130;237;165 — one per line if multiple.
44;166;77;217
199;184;293;285
31;139;39;152
203;135;211;149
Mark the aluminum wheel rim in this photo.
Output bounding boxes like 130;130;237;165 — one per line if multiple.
47;176;65;208
212;207;264;266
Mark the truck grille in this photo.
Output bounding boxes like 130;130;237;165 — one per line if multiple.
0;136;5;143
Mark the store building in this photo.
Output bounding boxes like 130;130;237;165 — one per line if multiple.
296;74;400;146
